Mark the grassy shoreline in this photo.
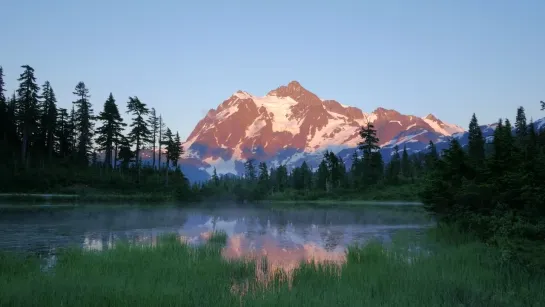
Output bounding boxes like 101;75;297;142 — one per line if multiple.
0;228;542;306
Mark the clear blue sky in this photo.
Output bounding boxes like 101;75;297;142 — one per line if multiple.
1;0;544;140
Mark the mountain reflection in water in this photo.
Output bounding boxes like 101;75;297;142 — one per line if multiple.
0;206;431;277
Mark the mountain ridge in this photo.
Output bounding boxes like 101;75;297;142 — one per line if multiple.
178;81;468;180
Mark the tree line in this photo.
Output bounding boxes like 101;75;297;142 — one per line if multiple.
199;102;545;267
0;65;189;196
199;121;440;202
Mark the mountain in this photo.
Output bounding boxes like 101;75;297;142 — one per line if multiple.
178;81;469;180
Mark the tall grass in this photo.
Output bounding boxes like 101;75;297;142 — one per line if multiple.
0;228;543;307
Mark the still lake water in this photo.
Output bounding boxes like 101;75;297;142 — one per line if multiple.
0;203;432;270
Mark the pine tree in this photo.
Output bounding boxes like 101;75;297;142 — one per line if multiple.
467;113;485;165
56;108;71;158
300;161;312;189
244;159;256;181
387;145;401;183
148;108;159;169
358;123;382;184
0;66;6;142
39;81;58;161
425;141;438;170
96;93;125;168
72;81;94;165
212;167;220;186
541;100;544;111
257;162;270;193
16;65;41;167
401;145;412;180
118;145;135;170
316;160;329;191
515;106;527;140
170;132;183;169
126;96;151;182
162;127;174;186
275;165;288;192
163;128;173;168
158;115;166;169
358;123;380;156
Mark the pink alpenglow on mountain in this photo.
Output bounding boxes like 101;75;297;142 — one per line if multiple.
181;81;464;176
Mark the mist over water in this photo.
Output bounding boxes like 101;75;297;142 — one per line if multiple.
0;204;432;273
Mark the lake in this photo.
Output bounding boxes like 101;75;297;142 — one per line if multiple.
0;203;432;272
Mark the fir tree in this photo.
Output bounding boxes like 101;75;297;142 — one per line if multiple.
39;81;58;161
401;145;412;180
358;123;382;184
96;93;125;168
244;159;256;181
148;108;159;169
387;145;401;183
300;161;312;189
127;96;151;181
171;132;183;169
0;66;6;142
163;128;173;168
425;141;438;170
158;115;166;169
72;81;94;165
467;113;485;165
316;160;329;191
56;108;71;159
16;65;41;167
515;106;527;140
211;167;220;186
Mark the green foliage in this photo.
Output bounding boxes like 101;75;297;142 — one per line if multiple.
1;228;544;307
0;65;195;202
421;105;545;269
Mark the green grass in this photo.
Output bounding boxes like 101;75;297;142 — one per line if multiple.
1;227;543;306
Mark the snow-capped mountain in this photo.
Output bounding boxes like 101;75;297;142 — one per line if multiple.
179;81;466;181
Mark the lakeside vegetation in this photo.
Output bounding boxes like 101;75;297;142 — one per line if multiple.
1;63;545;304
1;228;543;307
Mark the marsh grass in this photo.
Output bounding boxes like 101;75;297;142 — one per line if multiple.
1;228;543;307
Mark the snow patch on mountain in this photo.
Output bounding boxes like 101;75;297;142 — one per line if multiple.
254;95;300;134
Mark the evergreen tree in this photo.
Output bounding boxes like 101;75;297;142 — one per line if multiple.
425;141;438;170
72;81;94;165
56;108;71;159
148;108;159;169
118;145;135;170
158;115;166;169
244;159;256;181
163;128;173;168
127;96;151;181
39;81;58;161
468;113;485;166
541;100;544;111
515;106;527;140
275;165;288;192
358;123;382;184
211;167;220;186
387;145;401;183
300;161;312;189
401;145;412;180
316;160;329;191
0;66;6;142
257;162;270;193
171;132;183;169
96;93;125;168
16;65;41;166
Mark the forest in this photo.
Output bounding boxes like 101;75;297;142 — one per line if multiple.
1;64;545;267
